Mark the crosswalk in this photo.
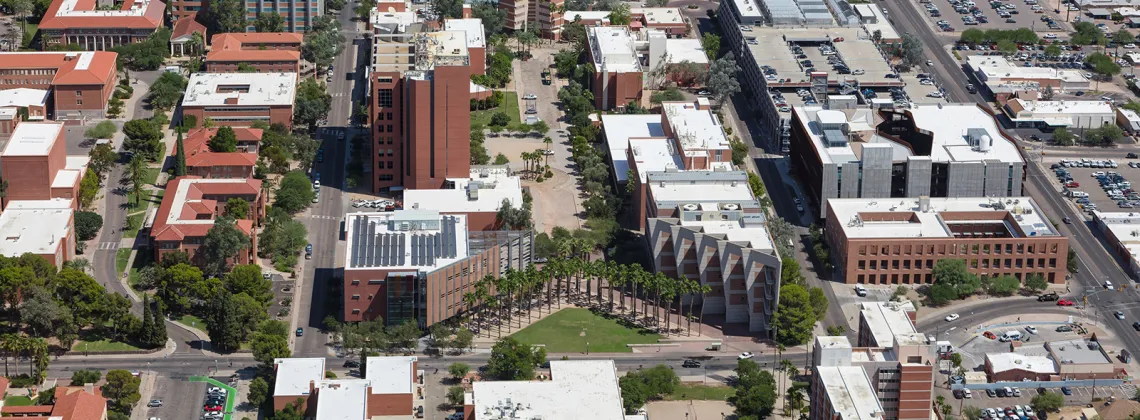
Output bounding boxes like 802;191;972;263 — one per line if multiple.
96;242;120;250
331;92;349;98
310;215;340;221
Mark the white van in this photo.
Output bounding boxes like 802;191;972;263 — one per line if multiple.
1000;330;1023;342
854;284;867;297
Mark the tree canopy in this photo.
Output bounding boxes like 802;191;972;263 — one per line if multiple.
485;337;547;380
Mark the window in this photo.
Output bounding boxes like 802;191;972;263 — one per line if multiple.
351;294;360;300
379;174;394;181
377;88;393;108
351;279;360;285
76;100;82;105
75;90;82;96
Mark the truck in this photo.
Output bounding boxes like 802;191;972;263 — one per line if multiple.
541;69;552;85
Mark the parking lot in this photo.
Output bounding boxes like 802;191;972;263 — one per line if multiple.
1050;158;1140;217
142;375;207;420
943;383;1137;408
916;0;1070;32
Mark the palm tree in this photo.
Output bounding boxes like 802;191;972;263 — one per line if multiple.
0;333;15;377
543;137;553;167
660;279;677;333
124;154;145;206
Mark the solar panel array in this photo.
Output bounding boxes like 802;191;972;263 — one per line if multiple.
348;214;460;269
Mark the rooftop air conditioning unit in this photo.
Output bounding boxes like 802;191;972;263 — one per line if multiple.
722;203;740;211
682;203;699;211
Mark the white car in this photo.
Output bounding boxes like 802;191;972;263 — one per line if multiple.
1127;43;1138;49
945;313;960;322
1044;33;1057;39
1105;280;1114;289
738;352;755;360
926;92;944;98
1025;325;1038;334
920;79;934;85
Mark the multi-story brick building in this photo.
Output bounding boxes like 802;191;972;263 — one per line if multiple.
644;170;781;334
586;26;643;111
443;18;486;75
789;104;1027;218
499;0;563;39
823;196;1069;285
342;209;532;326
182;127;261;179
0;122;87;209
149;176;264;269
181;72;297;128
565;7;690;36
0;199;76;267
271;356;423;418
205;33;304;73
0;51;119;120
170;0;322;32
38;0;165;50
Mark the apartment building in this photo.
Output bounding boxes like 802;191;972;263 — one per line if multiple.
0;51;119;120
823;196;1069;285
644;170;780;334
271;356;424;419
500;0;564;39
342;209;532;326
462;360;626;420
402;165;524;231
601;98;733;229
183;127;261;179
181;72;297;128
789;104;1027;218
0;199;76;267
150;176;264;269
0;122;87;208
369;28;475;193
811;301;935;420
205;33;304;73
38;0;165;50
586;26;643;111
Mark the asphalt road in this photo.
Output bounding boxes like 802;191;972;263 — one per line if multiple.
292;4;363;358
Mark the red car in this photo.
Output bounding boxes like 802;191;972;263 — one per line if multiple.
204;406;222;412
1057;299;1075;306
983;331;997;340
833;37;844;42
1066;181;1080;187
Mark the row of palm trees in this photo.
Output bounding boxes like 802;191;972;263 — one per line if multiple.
0;334;49;383
460;256;711;338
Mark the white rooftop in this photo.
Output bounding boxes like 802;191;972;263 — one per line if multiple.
652;175;756;204
0;88;50;108
815;366;885;420
967;55;1090;85
444;18;486;49
636;7;686;24
859;301;917;348
2;122;61;156
0;199;73;258
343;210;470;271
472;360;625;420
182;73;297;107
370;9;418;31
726;0;766;19
55;0;153;17
588;26;641;73
273;358;325;397
601;114;664;182
679;216;775;252
853;4;900;41
1092;211;1140;266
663;38;710;65
661;101;730;156
1007;98;1114;118
364;356;417;394
563;10;611;23
829;196;1057;240
313;379;370;420
403;166;523;214
986;353;1057;374
628;138;682;181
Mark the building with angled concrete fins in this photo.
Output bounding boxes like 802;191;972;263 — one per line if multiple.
342;209;532;327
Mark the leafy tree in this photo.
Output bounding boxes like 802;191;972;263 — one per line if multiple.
899;32;925;67
960;28;985;44
963;406;983;420
35;386;55;405
204;0;246;33
1024;274;1049;292
826;325;846;336
927;283;958;306
446;386;465;406
932;259;979;297
205;290;244;352
701;33;720;60
1118;29;1137;45
997;39;1017;55
1031;391;1064;413
808;286;828;319
122;119;163;161
85;121;117;140
275;171;317;213
471;0;506;36
1052;127;1077;146
88;143;119;178
1068;248;1078;273
432;0;463;19
225;264;272;304
294;78;333;132
707;53;741;106
247;377;269;407
251;322;291;365
729;359;777;419
608;3;631;25
780;256;803;285
300;16;346;69
1045;44;1062;57
146;71;188;112
949;352;963;369
493;153;510;165
985;275;1021;296
490;111;511;127
209;126;238;153
21;286;66;336
452;328;474;352
112;28;173;71
74;211;103;241
70;369;101;386
486;337;546;380
103;369;142;414
773;284;815;346
254;12;284;32
650;88;686;104
224;197;250;220
259;209;307;270
448;362;470;379
201;216;250;277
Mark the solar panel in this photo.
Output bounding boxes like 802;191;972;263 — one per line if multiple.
353;216;364;268
378;233;388;267
398;233;406;265
410;234;419;266
366;221;377;268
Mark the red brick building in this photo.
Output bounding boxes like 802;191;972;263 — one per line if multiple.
0;51;119;120
149;176;264;270
182;127;260;179
38;0;165;51
182;72;296;128
272;357;423;417
0;122;87;209
586;26;643;111
205;33;304;73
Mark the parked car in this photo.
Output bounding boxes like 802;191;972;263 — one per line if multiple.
1057;299;1075;306
147;399;163;407
296;328;305;337
1056;325;1073;332
945;313;960;322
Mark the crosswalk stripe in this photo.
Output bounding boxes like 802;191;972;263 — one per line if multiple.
98;242;120;250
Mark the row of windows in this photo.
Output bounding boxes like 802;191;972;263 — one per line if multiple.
377;136;394;145
378;174;395;181
378;149;393;156
203;106;271;112
377;124;394;133
0;79;52;85
855;258;1057;270
0;69;53;76
377;112;393;121
857;243;1060;256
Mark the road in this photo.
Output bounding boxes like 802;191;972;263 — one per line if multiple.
881;0;1140;358
291;3;365;358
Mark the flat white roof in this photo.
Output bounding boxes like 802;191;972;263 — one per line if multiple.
829;196;1057;239
854;4;900;41
967;55;1090;85
628;138;682;181
662;101;730;155
370;9;418;31
652;176;755;204
472;360;625;420
588;26;641;73
343;210;470;271
0;88;50;108
364;356;417;394
663;38;710;65
636;7;685;24
182;73;297;107
680;217;775;251
601;114;664;182
816;366;885;420
2;122;62;156
273;358;325;397
403;166;523;214
0;199;73;258
726;0;766;19
986;353;1057;374
51;169;81;189
1009;98;1114;116
444;18;485;49
314;379;370;420
1093;211;1140;265
564;10;610;22
859;301;917;348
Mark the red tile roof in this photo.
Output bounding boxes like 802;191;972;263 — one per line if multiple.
187;152;258;168
0;52;118;86
51;386;106;420
1;406;53;414
150;176;260;242
206;33;303;63
39;0;165;30
182;128;260;169
171;16;206;40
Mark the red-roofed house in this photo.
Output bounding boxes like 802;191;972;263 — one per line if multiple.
149;176;264;269
0;384;106;420
205;33;303;73
170;17;207;57
38;0;165;51
0;51;119;120
183;127;261;179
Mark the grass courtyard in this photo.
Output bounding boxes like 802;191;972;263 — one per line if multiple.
510;308;662;353
471;91;520;128
3;396;31;406
664;383;736;401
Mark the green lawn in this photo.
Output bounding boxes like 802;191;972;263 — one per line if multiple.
126;189;158;213
142;167;160;187
19;23;37;50
510;308;662;353
115;248;131;274
177;314;204;330
72;329;144;352
122;213;144;238
128;248;153;288
471;91;520;128
3;396;32;406
665;383;736;401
